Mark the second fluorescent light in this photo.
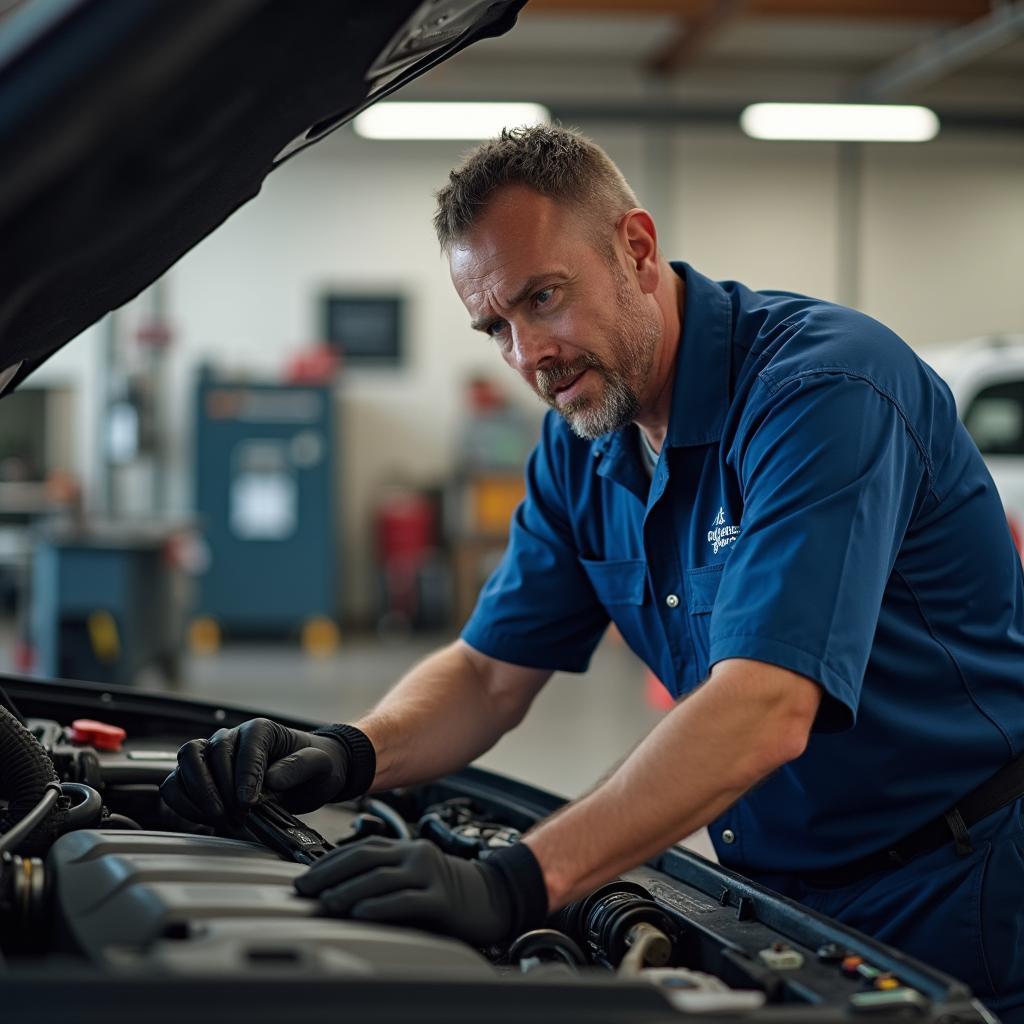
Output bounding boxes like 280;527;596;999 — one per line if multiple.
740;103;939;142
354;102;550;141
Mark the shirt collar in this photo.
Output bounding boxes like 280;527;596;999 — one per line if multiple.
593;261;733;458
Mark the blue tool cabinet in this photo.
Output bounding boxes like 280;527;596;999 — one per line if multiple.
32;526;179;686
193;374;338;636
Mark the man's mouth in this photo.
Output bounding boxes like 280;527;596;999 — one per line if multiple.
551;368;589;404
538;358;596;401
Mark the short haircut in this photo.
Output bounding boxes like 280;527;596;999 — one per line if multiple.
433;124;639;255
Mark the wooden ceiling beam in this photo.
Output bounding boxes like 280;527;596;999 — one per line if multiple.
648;0;747;75
524;0;991;20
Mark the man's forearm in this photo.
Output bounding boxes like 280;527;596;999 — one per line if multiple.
522;659;822;909
356;641;549;791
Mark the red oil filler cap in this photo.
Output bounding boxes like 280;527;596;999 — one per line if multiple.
69;719;126;752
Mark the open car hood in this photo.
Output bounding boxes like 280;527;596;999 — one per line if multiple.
0;0;525;395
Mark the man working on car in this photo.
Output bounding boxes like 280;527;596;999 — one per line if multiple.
163;126;1024;1021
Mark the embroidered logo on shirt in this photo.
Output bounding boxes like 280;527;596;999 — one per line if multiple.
707;507;741;555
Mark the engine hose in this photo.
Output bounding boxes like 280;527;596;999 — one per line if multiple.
417;812;483;857
0;705;67;855
0;783;61;856
508;929;587;969
101;813;142;830
362;798;412;840
554;881;677;969
62;783;104;829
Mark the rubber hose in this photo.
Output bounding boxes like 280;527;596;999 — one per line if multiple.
102;813;142;830
362;798;412;840
0;705;67;855
62;783;104;829
508;929;586;968
418;812;482;857
0;784;61;857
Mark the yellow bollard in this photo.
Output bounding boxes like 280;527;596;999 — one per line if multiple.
301;617;340;657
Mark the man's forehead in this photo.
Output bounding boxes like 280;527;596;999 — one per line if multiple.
475;183;565;230
451;232;565;285
456;210;551;265
449;196;585;301
454;187;583;259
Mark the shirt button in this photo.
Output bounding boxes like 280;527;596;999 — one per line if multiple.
721;829;736;845
665;593;680;608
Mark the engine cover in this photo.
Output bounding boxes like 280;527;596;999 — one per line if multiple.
48;830;493;977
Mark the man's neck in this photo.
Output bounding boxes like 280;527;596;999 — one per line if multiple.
635;265;685;454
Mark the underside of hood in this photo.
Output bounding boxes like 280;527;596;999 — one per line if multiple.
0;0;524;395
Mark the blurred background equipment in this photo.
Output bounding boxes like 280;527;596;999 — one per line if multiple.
0;386;80;673
374;484;450;634
323;293;405;369
25;280;184;686
31;521;185;686
191;369;339;653
100;281;173;520
449;377;533;626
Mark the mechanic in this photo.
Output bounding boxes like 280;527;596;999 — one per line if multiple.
163;126;1024;1021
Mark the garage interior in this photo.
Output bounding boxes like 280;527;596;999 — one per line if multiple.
1;0;1021;858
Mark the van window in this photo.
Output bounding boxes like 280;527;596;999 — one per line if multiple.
963;381;1024;455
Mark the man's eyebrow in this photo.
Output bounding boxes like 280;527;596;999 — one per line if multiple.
470;274;553;332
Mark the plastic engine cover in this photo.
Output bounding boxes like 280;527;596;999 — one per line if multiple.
48;830;493;977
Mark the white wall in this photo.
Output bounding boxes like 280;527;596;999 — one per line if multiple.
48;116;1024;623
667;130;842;298
861;137;1024;345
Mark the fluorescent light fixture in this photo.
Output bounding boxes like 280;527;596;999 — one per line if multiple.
740;103;939;142
354;102;550;141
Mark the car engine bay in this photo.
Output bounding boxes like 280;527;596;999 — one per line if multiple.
0;678;999;1023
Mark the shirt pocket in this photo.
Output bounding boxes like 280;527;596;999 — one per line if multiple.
579;557;653;671
685;563;725;682
686;563;725;614
579;557;647;605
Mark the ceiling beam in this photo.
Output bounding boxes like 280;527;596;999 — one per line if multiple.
850;0;1024;98
648;0;747;75
524;0;991;20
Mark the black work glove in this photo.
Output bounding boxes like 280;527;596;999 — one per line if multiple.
293;836;549;947
160;718;375;824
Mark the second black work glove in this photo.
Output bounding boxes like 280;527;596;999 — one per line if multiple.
293;836;549;947
160;718;375;824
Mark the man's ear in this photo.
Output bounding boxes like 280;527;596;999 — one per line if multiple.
618;209;660;294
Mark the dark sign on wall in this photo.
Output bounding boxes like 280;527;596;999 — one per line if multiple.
322;294;404;367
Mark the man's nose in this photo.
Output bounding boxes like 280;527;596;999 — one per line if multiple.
509;322;559;375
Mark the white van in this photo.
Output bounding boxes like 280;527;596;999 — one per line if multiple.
924;335;1024;552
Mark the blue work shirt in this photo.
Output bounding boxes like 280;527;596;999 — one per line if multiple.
462;262;1024;877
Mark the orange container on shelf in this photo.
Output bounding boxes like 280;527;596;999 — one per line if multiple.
468;475;526;537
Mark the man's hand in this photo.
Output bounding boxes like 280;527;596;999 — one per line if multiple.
160;718;375;824
293;837;549;946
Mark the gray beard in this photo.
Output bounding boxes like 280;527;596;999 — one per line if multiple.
546;283;660;441
558;365;640;440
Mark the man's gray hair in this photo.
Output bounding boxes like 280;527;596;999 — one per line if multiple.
433;124;639;254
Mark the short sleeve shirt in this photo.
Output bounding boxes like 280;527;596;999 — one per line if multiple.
462;262;1024;876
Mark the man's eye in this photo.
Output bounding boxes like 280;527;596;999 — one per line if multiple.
534;288;553;306
486;320;507;337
